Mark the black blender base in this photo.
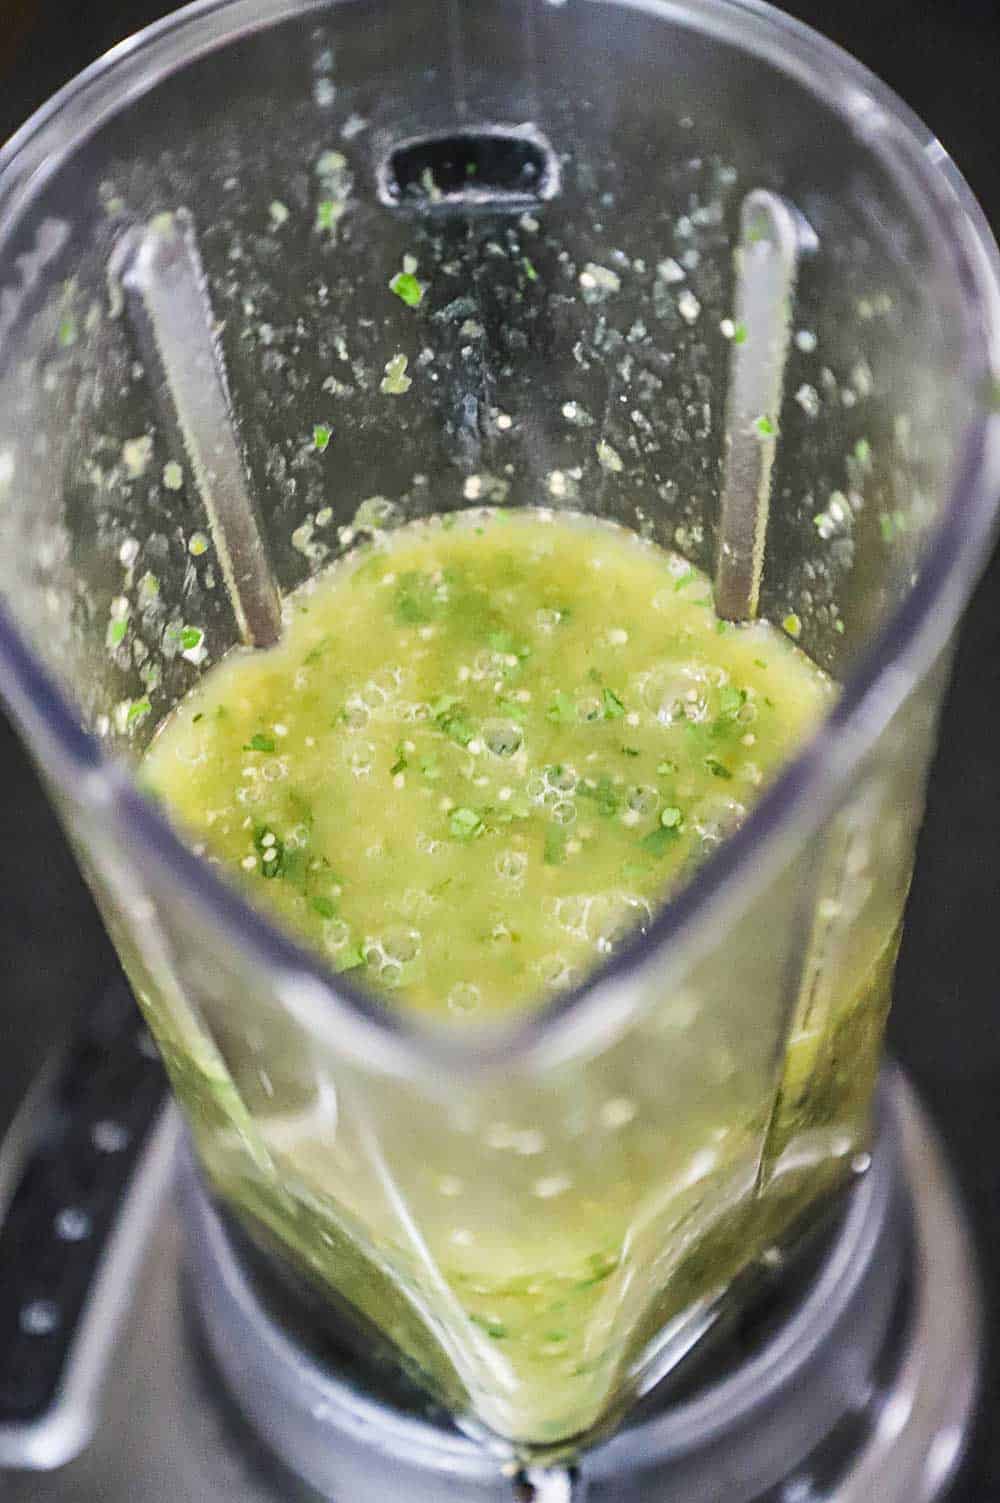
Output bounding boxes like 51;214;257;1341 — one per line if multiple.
178;1070;980;1503
0;1068;979;1503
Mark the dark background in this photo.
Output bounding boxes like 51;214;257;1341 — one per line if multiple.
1;1;998;1496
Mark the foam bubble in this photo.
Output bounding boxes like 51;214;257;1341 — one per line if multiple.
448;982;481;1015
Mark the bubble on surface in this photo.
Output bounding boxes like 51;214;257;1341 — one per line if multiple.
483;718;524;758
382;925;421;963
496;849;528;881
448;982;480;1015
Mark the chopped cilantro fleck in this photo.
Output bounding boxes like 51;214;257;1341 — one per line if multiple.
716;684;746;720
450;807;483;840
389;271;424;307
436;701;475;746
578;776;620;817
390;745;408;776
522;257;539;283
755;415;776;437
334;943;366;973
546;691;577;725
601;687;626;720
782;612;802;639
660;806;682;828
704;756;733;780
656;760;677;776
753;658;768;670
180;626;203;651
126;697;151;726
673;569;696;592
732;321;748;345
316;199;344;233
311;895;337;919
245;732;276;753
470;1315;508;1339
544;824;567;865
641;825;680;857
621;745;640;758
394;571;438;625
313;423;333;453
107;618;128;647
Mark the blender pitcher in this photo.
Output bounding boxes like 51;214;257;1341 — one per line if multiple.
0;0;998;1462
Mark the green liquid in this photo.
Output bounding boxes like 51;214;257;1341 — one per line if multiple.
145;508;832;1018
136;509;891;1450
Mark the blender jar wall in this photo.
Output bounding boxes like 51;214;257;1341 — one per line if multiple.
0;0;997;1455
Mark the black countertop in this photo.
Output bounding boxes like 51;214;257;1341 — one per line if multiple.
1;2;998;1496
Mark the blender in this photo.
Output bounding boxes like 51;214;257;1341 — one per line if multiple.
0;0;997;1496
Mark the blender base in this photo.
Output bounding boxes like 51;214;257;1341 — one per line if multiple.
180;1069;980;1503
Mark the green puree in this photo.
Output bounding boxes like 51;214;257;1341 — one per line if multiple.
139;508;865;1450
145;508;832;1018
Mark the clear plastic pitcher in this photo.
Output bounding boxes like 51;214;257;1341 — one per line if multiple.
0;0;998;1459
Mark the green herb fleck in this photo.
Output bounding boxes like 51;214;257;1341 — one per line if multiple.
334;943;366;973
57;313;77;348
522;257;539;283
311;895;337;919
704;756;733;780
180;626;203;651
621;745;640;758
470;1315;508;1340
107;617;128;648
390;745;408;776
661;806;683;828
755;414;776;437
546;691;577;725
601;687;626;720
782;612;802;639
641;825;680;857
390;271;424;307
313;423;333;453
879;510;908;543
435;700;475;746
716;684;746;721
578;776;620;817
732;321;748;345
673;569;696;592
656;760;677;776
316;198;345;233
450;806;483;840
394;571;438;625
245;732;276;753
854;437;871;465
753;658;768;670
125;697;151;726
192;713;204;724
544;824;567;865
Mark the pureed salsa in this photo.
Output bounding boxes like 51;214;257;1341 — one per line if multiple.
145;508;832;1014
142;507;855;1448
